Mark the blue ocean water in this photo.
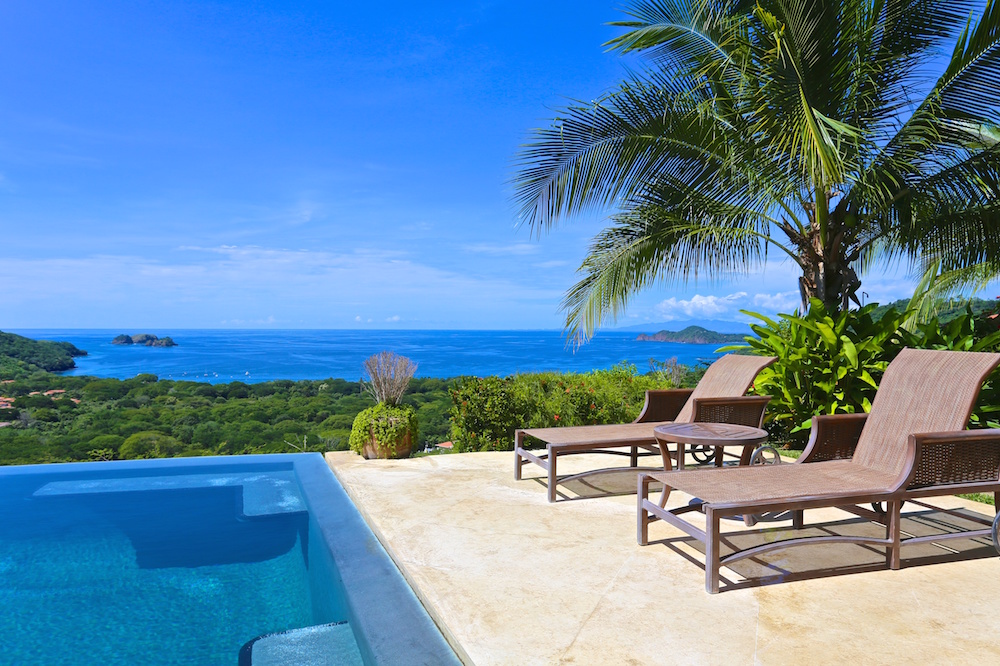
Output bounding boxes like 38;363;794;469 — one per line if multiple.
10;329;736;384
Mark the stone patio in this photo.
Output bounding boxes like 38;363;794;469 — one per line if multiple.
325;451;1000;665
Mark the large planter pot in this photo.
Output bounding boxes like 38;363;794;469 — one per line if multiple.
361;430;412;460
350;403;419;460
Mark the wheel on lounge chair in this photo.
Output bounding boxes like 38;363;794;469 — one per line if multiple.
871;501;905;516
749;445;781;466
993;512;1000;556
689;445;716;465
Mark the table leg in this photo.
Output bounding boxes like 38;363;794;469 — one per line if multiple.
547;445;557;503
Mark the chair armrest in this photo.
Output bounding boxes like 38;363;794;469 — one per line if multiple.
691;395;771;428
906;429;1000;489
634;389;694;423
799;413;868;464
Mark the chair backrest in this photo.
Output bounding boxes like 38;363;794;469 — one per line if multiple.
674;354;776;423
852;348;1000;478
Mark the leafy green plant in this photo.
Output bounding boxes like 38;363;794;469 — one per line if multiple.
730;298;1000;445
349;402;418;459
726;299;905;442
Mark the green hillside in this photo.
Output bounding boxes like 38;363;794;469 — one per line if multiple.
637;325;746;344
0;331;87;374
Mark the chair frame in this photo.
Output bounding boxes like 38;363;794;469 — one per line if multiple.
516;390;771;502
639;414;1000;594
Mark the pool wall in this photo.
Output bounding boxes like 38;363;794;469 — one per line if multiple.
292;453;463;665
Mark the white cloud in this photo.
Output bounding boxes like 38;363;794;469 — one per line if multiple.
386;315;401;322
652;290;804;322
752;291;800;312
655;292;747;320
0;245;564;328
533;260;570;269
463;243;538;256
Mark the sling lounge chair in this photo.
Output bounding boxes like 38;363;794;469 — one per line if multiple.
515;354;776;502
638;348;1000;593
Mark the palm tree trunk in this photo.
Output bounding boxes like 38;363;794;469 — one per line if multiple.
797;238;860;313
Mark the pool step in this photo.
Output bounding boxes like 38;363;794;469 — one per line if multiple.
34;471;306;517
239;622;364;666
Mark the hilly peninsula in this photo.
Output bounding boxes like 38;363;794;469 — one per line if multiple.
636;326;746;344
0;330;87;374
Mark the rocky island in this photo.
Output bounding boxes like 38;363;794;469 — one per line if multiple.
636;325;745;344
112;334;177;347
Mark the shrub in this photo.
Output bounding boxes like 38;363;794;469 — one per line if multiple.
448;363;667;453
349;402;418;458
730;299;905;442
730;298;1000;446
119;431;182;459
449;376;531;452
88;434;124;452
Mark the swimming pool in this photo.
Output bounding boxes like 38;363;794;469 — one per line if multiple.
0;454;460;665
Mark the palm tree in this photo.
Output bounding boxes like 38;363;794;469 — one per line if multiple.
514;0;1000;341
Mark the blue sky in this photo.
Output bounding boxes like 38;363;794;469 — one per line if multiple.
0;1;930;330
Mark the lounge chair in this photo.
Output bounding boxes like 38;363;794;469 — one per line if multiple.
515;354;776;502
638;348;1000;593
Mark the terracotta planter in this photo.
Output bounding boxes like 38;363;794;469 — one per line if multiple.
361;430;412;460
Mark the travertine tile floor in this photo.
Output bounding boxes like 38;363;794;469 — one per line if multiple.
326;451;1000;665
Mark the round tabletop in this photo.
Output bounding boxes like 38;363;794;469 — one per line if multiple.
653;422;767;447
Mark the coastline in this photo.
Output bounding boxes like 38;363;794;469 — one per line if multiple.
9;329;728;384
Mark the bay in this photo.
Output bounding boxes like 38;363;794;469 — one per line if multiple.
9;329;738;384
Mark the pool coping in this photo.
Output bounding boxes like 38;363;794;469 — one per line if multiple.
324;456;474;666
0;454;462;666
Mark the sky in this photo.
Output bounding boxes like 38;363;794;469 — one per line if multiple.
0;1;941;330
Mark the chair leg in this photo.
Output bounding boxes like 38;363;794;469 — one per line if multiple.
705;507;721;594
547;445;557;503
514;430;524;480
638;473;651;546
792;509;804;529
886;500;902;570
630;445;638;468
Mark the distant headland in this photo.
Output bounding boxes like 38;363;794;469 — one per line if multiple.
0;330;87;373
112;334;177;347
636;325;746;344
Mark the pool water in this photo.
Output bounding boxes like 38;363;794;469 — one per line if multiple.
0;456;459;665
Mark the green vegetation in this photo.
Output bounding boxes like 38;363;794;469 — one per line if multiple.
0;360;698;465
349;403;419;458
0;331;87;373
731;299;1000;446
112;333;177;347
448;362;702;452
350;351;420;458
636;326;745;344
869;296;999;326
0;372;454;466
514;1;1000;340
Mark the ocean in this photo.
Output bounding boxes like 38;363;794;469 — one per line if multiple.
10;329;739;384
